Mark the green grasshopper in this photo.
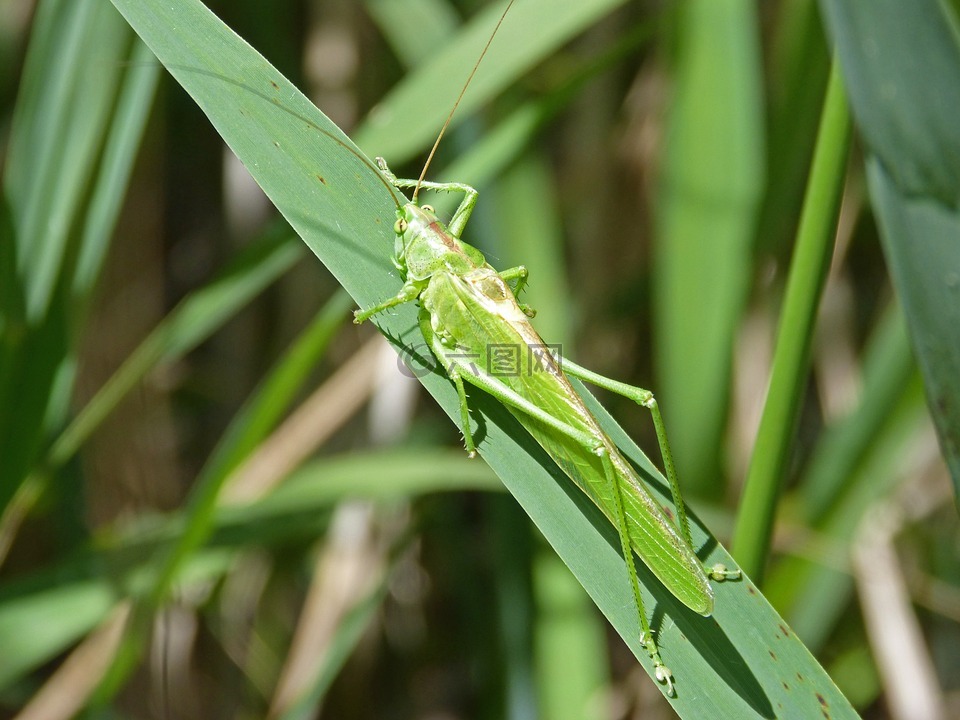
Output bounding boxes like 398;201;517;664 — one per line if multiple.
353;160;740;696
350;2;740;697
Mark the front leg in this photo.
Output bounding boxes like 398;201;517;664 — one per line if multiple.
354;279;422;324
376;157;478;238
498;265;529;295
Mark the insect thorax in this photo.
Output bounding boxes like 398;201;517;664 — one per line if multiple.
399;204;482;282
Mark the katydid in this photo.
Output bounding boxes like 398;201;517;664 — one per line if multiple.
350;1;741;696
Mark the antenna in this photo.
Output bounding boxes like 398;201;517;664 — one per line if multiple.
412;0;517;203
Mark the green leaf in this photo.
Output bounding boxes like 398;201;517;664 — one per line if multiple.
819;0;960;487
732;63;851;578
654;0;765;493
353;0;630;164
363;0;459;67
107;0;859;713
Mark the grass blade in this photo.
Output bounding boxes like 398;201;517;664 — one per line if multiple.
0;0;154;516
353;0;630;163
732;62;850;579
819;0;960;487
654;0;765;493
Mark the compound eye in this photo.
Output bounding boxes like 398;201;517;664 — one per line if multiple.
421;204;435;214
394;217;408;234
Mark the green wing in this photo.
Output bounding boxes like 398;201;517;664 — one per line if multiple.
423;269;713;615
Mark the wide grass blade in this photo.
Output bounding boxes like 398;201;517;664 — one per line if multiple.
818;0;960;488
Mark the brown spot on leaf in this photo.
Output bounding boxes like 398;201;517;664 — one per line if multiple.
270;80;279;90
316;174;326;185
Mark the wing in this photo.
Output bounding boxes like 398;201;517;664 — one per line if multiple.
421;268;713;614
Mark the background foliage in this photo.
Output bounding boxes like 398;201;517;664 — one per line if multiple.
0;0;957;718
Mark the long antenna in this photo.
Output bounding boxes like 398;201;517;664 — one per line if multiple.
412;0;516;203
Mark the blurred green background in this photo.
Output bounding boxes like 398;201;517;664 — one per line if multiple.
1;0;958;718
